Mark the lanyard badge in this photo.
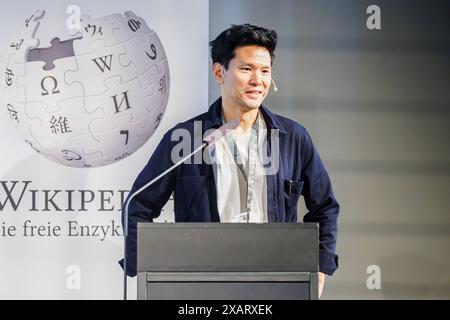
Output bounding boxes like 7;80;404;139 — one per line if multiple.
221;110;260;223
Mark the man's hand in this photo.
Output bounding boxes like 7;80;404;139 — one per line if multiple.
318;272;326;298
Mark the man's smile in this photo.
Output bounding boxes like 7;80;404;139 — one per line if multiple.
244;90;263;98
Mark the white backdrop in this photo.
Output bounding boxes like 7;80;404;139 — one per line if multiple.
0;0;209;299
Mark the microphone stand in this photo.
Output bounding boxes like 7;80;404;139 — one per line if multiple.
122;118;239;300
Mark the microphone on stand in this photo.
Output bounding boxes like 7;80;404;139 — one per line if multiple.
122;118;239;300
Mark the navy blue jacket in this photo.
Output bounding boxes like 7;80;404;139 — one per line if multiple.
120;98;340;276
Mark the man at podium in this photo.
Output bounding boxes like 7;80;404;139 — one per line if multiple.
120;24;340;298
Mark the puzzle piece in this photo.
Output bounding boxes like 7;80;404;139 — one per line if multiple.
4;100;42;143
3;10;44;65
24;134;65;165
2;56;27;103
2;10;45;107
71;14;122;56
25;96;104;168
2;98;65;166
17;57;84;110
27;96;103;146
118;31;168;78
85;114;150;165
107;11;153;44
140;58;170;117
65;40;138;97
134;110;160;138
125;58;170;138
63;133;104;168
84;75;150;127
2;60;42;136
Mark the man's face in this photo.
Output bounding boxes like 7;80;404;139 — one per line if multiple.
215;45;272;111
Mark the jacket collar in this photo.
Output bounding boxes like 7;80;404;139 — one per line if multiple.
204;97;287;135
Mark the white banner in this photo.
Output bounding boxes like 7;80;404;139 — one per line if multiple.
0;0;209;299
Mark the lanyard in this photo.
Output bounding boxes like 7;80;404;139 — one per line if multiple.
221;110;260;222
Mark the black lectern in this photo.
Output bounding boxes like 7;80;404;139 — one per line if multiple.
137;223;319;300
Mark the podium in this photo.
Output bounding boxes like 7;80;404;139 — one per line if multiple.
137;223;319;300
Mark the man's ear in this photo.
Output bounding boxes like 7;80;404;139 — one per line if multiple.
213;63;225;84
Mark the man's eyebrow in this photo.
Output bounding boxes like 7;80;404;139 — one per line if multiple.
238;62;271;68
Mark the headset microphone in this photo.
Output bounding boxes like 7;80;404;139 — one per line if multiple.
272;78;278;92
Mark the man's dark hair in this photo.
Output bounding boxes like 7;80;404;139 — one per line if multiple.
210;24;278;70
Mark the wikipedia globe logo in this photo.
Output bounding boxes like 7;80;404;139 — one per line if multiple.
1;10;170;168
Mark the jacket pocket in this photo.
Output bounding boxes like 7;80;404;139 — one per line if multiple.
283;178;304;213
175;175;209;221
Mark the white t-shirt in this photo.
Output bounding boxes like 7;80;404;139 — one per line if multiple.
214;112;268;223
